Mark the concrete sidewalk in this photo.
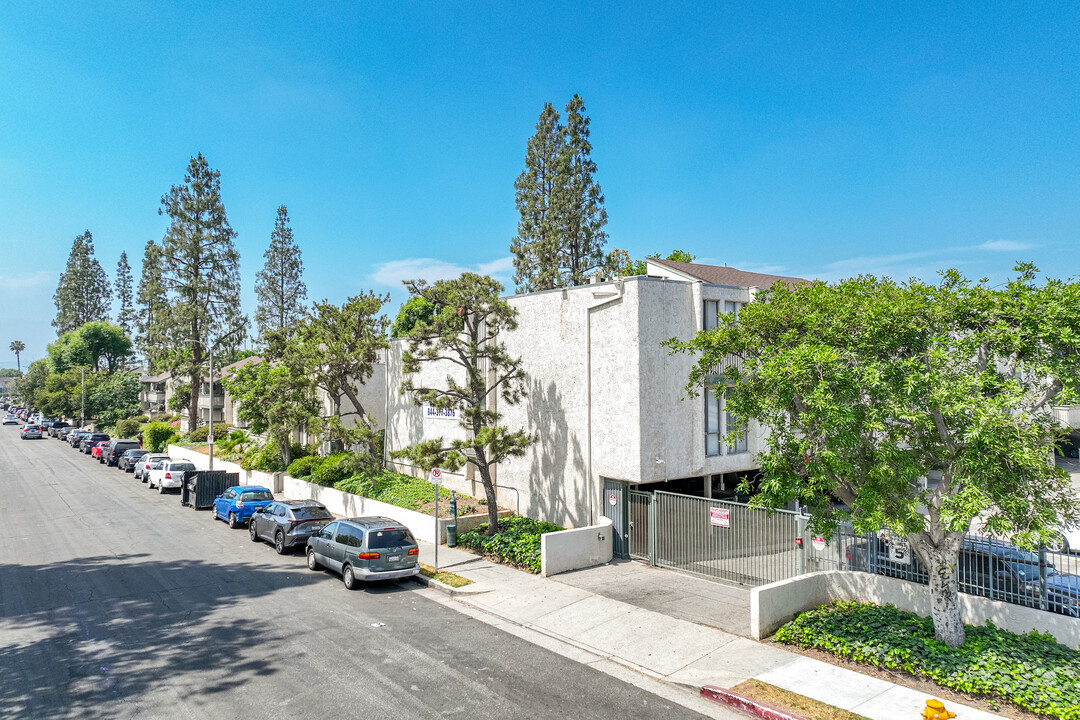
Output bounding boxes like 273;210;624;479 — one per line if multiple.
417;543;1006;720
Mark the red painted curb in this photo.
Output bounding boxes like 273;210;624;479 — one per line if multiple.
700;686;806;720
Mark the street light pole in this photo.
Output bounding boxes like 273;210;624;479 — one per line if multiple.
208;343;214;471
80;367;85;428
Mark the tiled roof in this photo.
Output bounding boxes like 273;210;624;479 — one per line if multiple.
213;355;263;381
647;257;807;289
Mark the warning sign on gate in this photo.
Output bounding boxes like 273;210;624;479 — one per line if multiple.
710;507;730;527
609;493;617;506
812;535;826;551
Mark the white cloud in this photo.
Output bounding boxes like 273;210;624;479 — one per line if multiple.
0;270;52;290
369;256;515;289
978;240;1037;252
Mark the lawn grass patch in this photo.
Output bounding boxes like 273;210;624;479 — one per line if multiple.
774;601;1080;719
729;680;870;720
418;563;473;588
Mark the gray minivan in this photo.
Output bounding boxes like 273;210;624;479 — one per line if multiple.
306;517;420;589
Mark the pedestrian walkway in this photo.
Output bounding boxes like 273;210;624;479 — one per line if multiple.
417;543;1006;720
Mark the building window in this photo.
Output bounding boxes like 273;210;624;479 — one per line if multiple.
705;387;748;457
703;300;743;330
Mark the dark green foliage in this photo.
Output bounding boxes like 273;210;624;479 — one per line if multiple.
254;205;307;341
144;421;178;452
151;413;175;423
333;469;452;513
286;455;320;478
53;230;111;335
167;383;190;412
113;417;142;439
308;452;378;486
186;423;228;443
8;342;25;374
88;370;141;426
456;517;563;574
115;251;136;336
135;240;167;372
775;602;1080;719
131;414;150;423
240;438;299;473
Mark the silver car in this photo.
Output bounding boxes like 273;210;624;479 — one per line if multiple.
135;453;170;481
306;517;420;589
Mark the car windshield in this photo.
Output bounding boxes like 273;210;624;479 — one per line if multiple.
1005;560;1057;579
241;492;273;502
291;506;332;520
367;528;415;549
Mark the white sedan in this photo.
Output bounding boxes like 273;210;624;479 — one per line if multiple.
2;414;17;425
135;453;170;481
147;460;196;493
1049;525;1080;554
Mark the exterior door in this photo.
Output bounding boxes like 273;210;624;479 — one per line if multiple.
602;478;630;560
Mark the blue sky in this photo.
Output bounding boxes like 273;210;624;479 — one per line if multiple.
2;2;1078;367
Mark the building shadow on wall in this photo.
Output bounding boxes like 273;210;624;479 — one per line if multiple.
527;378;588;527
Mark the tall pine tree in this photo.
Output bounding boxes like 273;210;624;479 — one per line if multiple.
53;230;111;334
558;95;607;285
511;103;565;293
115;251;136;336
510;96;608;292
136;240;167;372
254;205;307;341
159;153;247;430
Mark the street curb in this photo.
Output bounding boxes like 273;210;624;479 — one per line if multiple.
700;685;806;720
411;573;489;596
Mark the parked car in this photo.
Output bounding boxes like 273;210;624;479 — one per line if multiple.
306;517;420;589
142;457;169;485
46;421;69;437
3;414;18;425
90;440;111;459
118;448;150;472
1047;525;1080;555
135;453;170;481
81;433;111;454
212;486;275;528
67;430;91;447
104;439;142;466
249;500;334;554
20;424;43;439
147;459;197;493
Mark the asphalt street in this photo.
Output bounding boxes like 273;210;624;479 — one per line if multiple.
0;428;709;720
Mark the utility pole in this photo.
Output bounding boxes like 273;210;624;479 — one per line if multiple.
80;367;85;428
208;343;214;471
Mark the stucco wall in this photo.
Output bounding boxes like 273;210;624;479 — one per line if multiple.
540;517;614;576
751;570;1080;649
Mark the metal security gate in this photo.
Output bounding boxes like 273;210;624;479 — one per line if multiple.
602;478;630;559
629;490;654;563
629;490;810;587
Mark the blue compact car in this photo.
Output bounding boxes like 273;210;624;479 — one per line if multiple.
212;486;275;528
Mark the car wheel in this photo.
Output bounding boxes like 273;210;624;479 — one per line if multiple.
343;564;356;590
228;513;240;529
306;548;319;570
249;522;260;542
158;483;165;494
1047;534;1068;553
274;531;286;555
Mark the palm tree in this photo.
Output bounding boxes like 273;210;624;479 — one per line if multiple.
9;340;25;373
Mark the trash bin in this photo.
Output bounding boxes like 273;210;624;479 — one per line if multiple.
183;471;238;509
446;523;458;547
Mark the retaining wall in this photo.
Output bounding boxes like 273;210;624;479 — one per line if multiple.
540;517;614;577
166;445;283;492
751;570;1080;649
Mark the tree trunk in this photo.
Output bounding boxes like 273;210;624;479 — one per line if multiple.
475;454;500;536
909;535;966;647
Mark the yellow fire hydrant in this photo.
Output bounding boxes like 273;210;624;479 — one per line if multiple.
923;699;956;720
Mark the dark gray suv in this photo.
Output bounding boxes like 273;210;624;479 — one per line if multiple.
249;500;334;554
306;517;420;589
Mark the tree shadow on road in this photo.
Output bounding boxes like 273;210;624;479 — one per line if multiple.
0;553;325;719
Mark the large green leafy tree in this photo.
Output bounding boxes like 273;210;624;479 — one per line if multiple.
114;251;136;336
391;273;536;535
512;102;565;293
9;341;25;373
89;371;141;426
159;153;247;431
222;358;320;465
276;292;390;453
390;296;435;338
136;240;168;371
78;322;132;373
53;231;111;334
558;95;607;286
254;205;307;342
669;265;1080;648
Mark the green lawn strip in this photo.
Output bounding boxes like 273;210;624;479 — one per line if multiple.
418;563;473;588
730;680;871;720
774;601;1080;720
455;517;564;574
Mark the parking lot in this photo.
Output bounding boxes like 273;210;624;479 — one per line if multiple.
0;426;710;720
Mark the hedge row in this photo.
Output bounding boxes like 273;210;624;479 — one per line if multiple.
456;517;564;574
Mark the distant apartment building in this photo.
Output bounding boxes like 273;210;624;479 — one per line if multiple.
385;258;805;530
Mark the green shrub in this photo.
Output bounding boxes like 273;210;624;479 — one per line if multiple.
309;452;352;485
456;517;563;574
113;418;142;438
151;413;175;423
286;455;320;478
334;470;436;510
131;414;149;423
241;438;287;472
144;421;178;453
774;601;1080;719
186;423;228;443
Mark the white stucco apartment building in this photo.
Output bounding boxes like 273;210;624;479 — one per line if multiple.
385;258;805;530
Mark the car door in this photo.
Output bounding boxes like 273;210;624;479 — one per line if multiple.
215;489;235;519
312;522;338;564
254;503;274;539
327;524;357;573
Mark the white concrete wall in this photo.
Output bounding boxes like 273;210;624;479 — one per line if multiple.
751;570;1080;649
166;445;283;492
540;517;614;577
